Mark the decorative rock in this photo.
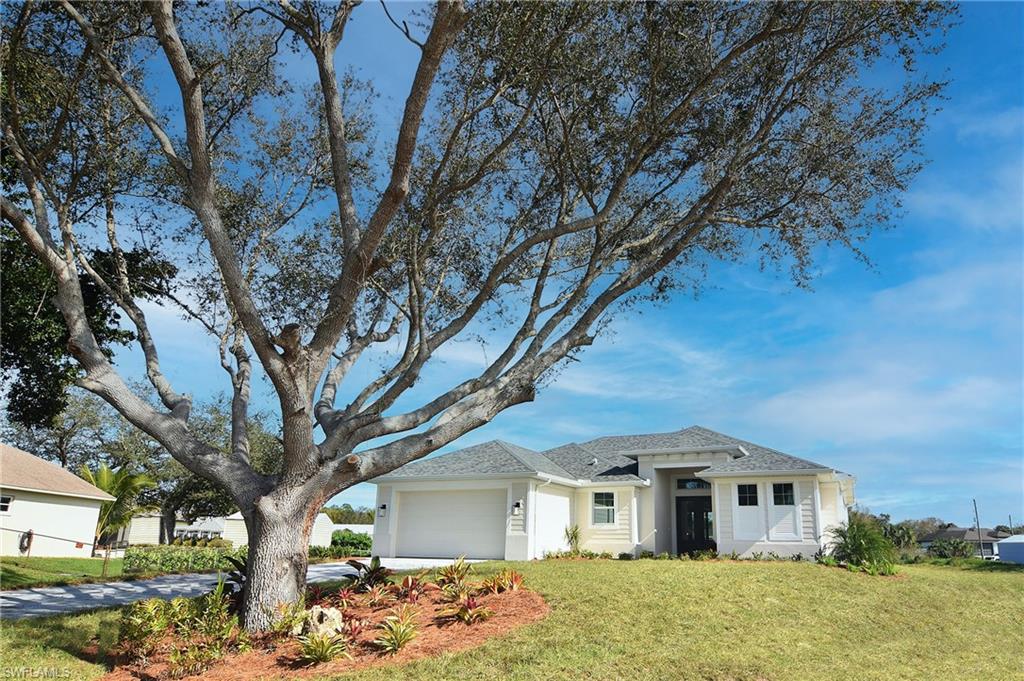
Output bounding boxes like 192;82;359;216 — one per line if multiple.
303;605;346;637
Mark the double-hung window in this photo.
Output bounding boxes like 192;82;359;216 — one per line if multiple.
0;495;11;512
737;484;758;506
592;492;615;525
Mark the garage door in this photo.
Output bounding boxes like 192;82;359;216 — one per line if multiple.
395;490;507;559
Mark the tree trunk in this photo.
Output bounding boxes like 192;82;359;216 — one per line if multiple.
240;502;312;631
160;505;178;544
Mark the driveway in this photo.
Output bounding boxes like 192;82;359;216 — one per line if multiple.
0;557;477;620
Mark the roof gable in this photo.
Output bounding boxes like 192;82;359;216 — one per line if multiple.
0;444;115;501
380;440;572;479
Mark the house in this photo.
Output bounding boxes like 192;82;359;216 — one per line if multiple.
0;443;114;558
370;426;854;560
332;523;374;536
919;526;1010;559
174;512;334;547
997;535;1024;564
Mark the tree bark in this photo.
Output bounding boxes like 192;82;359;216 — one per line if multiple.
160;505;178;544
240;499;313;631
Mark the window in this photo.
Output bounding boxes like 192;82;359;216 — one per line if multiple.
0;495;11;512
772;483;795;506
592;492;615;525
737;484;758;506
677;479;711;490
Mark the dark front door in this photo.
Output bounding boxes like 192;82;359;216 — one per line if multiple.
675;496;714;554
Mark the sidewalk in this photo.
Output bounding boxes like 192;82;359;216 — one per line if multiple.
0;557;470;620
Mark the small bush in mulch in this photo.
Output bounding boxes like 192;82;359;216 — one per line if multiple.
103;562;547;681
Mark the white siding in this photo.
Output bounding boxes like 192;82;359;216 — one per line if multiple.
126;515;162;545
533;484;573;558
310;513;333;547
222;517;248;547
0;488;102;558
577;487;635;554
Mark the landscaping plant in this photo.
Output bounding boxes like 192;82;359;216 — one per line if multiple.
564;525;582;554
374;606;419;654
438;595;494;624
297;632;352;666
828;513;897;570
344;556;395;592
435;555;472;588
927;538;976;559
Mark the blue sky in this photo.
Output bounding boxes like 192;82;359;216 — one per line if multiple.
118;3;1022;527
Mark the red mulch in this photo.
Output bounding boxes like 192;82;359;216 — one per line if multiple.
101;588;548;681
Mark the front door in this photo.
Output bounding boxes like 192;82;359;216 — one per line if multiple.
675;496;714;554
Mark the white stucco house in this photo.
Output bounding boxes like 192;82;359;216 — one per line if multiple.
0;443;114;558
370;426;854;560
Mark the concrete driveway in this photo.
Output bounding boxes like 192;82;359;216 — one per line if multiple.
0;557;478;620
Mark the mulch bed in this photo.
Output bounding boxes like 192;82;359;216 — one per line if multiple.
101;588;548;681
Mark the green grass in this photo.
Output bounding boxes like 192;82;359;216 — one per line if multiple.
1;560;1020;680
0;556;126;589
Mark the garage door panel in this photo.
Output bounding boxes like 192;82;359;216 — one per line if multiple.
396;490;506;559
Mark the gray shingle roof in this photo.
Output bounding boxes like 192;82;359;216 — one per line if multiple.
376;426;835;482
579;426;832;475
542;443;641;482
381;440;574;479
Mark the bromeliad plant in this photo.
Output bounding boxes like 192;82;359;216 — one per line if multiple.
365;583;396;608
374;605;419;654
435;555;472;588
481;569;525;595
438;595;494;625
297;632;352;666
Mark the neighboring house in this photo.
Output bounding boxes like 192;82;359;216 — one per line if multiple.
919;526;1010;559
332;523;374;536
166;511;334;547
0;443;114;558
113;513;164;545
997;535;1024;564
370;426;854;560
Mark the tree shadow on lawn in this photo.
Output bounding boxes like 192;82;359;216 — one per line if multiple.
7;608;120;672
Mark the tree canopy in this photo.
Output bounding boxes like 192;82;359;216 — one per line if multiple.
1;0;955;629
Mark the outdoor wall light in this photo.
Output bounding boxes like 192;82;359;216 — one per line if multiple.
511;500;523;516
377;503;388;518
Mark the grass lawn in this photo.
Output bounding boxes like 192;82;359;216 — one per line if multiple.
0;556;126;589
1;560;1021;680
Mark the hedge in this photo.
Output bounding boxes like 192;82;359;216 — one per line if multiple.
124;545;248;573
331;529;372;554
125;541;369;572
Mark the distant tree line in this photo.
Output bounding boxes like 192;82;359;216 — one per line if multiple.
322;503;374;525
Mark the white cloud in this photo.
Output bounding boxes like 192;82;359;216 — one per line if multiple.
905;158;1023;231
955;106;1024;141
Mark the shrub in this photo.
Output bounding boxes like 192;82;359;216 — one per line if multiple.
829;514;897;568
638;550;655;559
297;633;351;666
119;598;172;661
618;552;634;560
169;642;221;678
330;529;373;555
440;581;473;603
564;525;581;554
124;545;248;573
599;551;613;559
207;538;232;548
927;538;975;559
692;549;718;561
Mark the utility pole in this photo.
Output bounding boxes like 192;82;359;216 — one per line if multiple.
972;499;984;558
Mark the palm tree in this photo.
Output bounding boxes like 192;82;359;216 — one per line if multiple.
79;464;157;574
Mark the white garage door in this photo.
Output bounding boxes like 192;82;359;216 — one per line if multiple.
395;490;507;559
534;486;573;558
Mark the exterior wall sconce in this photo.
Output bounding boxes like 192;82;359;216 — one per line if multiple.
511;500;523;516
377;503;388;518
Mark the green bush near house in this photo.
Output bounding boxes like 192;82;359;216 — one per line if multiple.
124;545;248;573
330;529;373;555
926;538;976;559
828;512;897;570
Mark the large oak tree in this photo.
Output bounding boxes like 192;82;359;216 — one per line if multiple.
1;0;952;629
